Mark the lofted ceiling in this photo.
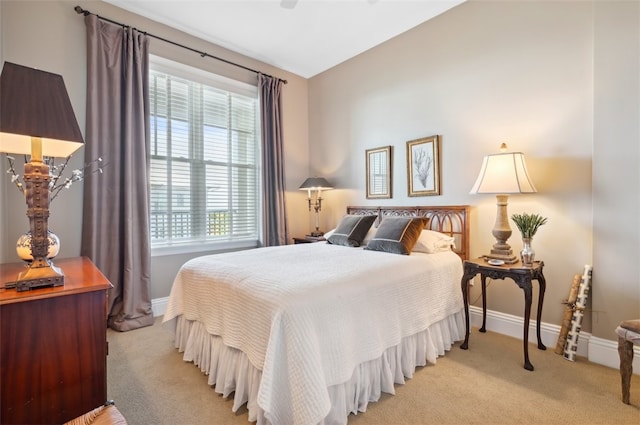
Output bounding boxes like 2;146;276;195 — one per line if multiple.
103;0;465;79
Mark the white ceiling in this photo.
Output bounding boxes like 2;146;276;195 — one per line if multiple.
104;0;465;78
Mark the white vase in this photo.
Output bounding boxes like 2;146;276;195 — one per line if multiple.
16;230;60;262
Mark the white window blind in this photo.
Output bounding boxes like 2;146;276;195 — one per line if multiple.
149;57;260;252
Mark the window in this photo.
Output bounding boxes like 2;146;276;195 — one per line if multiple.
149;57;260;254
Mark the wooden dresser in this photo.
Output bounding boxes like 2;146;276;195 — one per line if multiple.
0;256;112;424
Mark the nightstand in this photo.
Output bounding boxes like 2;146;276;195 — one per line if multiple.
460;257;546;371
293;236;326;244
0;256;112;423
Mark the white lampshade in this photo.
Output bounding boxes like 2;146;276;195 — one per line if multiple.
470;151;536;194
469;144;538;264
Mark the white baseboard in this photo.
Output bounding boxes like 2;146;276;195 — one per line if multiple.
469;305;568;353
151;297;638;374
469;305;639;374
152;296;169;318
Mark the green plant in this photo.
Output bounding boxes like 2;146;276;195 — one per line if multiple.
511;213;548;239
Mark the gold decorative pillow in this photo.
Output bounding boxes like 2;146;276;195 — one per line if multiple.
365;217;427;255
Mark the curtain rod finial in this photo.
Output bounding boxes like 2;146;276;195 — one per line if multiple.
74;6;89;16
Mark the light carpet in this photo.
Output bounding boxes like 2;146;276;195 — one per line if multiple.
106;318;639;425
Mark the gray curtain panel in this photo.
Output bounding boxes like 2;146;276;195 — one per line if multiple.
259;74;289;246
81;15;154;331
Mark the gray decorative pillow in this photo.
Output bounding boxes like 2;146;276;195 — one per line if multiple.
327;215;377;247
365;217;428;255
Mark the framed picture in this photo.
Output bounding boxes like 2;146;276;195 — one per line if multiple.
407;135;441;196
366;146;392;199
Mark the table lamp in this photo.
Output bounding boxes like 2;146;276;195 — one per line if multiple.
0;62;84;291
470;143;536;264
299;177;333;237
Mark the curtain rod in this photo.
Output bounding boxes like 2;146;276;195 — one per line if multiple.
74;6;288;84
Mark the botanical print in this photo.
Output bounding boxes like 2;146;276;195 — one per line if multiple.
412;144;433;189
407;135;440;196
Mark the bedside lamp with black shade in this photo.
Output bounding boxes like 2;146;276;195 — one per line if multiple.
299;177;333;237
470;143;537;264
0;62;84;291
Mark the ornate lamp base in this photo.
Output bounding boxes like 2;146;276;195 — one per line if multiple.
483;250;518;264
9;262;64;292
9;147;66;292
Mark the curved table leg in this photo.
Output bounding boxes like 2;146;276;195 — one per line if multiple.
536;275;547;350
522;282;534;371
461;275;470;350
480;275;487;333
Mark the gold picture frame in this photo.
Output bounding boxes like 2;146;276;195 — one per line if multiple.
407;135;441;196
366;146;392;199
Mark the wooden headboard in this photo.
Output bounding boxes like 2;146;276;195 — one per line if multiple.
346;205;470;261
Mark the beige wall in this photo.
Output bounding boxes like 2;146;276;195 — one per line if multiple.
308;0;639;338
0;0;310;299
592;1;640;338
1;1;637;341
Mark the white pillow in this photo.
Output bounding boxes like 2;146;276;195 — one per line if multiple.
362;225;377;245
323;228;335;239
413;229;455;254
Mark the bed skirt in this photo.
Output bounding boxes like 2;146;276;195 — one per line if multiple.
168;310;465;425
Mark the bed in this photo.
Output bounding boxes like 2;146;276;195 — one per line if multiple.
163;205;469;425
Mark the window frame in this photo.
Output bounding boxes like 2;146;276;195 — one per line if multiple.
148;55;262;257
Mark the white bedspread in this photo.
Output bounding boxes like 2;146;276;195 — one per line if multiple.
163;243;463;425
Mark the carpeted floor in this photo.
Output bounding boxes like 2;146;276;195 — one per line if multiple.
107;317;640;425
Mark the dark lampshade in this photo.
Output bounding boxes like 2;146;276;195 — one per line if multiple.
0;62;84;157
298;177;333;190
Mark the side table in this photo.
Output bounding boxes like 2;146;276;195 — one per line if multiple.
460;258;547;371
1;257;112;424
293;236;326;244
